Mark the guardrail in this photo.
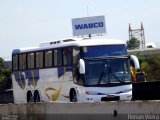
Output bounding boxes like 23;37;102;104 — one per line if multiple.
0;101;160;120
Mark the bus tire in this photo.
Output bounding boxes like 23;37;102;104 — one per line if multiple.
27;91;32;103
34;90;40;103
70;89;78;102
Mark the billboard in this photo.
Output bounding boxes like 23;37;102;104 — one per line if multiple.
72;16;106;36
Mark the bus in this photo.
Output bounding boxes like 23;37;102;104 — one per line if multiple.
12;38;139;103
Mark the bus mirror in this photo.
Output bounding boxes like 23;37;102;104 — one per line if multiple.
130;55;140;69
79;59;85;74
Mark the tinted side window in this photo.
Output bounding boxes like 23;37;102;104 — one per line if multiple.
36;51;43;68
45;50;53;67
13;55;18;71
63;47;72;66
54;50;58;66
19;54;26;70
57;49;62;66
73;47;80;64
27;53;35;69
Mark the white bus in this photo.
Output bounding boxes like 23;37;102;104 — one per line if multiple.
12;38;139;103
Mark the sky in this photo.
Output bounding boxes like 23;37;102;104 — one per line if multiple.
0;0;160;60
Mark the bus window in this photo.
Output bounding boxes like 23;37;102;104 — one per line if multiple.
45;50;53;67
57;49;62;66
73;47;80;64
27;53;35;69
19;54;26;70
36;51;43;68
63;47;72;66
54;50;58;66
13;55;18;71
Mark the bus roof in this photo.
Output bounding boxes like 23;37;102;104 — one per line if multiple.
12;38;126;54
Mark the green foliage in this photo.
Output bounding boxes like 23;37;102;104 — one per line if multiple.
126;37;140;50
141;61;151;72
135;54;160;82
0;57;4;68
0;57;12;91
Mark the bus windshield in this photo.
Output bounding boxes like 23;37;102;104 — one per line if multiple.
81;45;128;58
84;57;131;86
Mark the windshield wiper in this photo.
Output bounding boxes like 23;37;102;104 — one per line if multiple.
98;72;105;84
97;67;110;85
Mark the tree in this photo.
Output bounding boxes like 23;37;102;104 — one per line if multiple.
0;57;12;91
126;37;140;50
0;57;4;82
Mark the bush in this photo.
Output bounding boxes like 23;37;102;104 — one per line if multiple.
0;57;12;91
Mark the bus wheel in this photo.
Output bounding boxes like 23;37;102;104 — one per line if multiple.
70;89;78;102
27;91;32;103
34;90;40;103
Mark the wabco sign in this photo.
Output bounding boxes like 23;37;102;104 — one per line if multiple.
72;16;106;36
